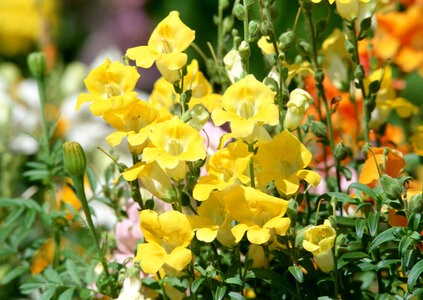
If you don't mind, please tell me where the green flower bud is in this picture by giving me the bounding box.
[380,174,403,200]
[219,0,230,10]
[27,52,47,78]
[278,31,295,51]
[408,194,423,213]
[345,40,355,55]
[248,20,260,42]
[182,110,192,123]
[287,198,298,219]
[234,4,245,21]
[239,41,250,59]
[361,143,371,158]
[187,104,209,130]
[222,17,234,34]
[260,21,272,35]
[354,65,364,80]
[314,68,325,84]
[63,141,87,177]
[311,120,327,138]
[335,142,349,161]
[297,40,311,56]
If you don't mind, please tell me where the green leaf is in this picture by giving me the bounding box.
[357,262,377,272]
[39,287,57,300]
[4,207,25,226]
[0,246,16,256]
[399,236,414,256]
[20,282,44,294]
[250,268,296,296]
[368,212,380,237]
[44,267,63,285]
[369,227,402,251]
[24,209,37,228]
[85,263,95,285]
[86,167,98,193]
[191,277,205,294]
[348,182,378,200]
[355,218,367,239]
[58,288,74,300]
[402,249,418,277]
[0,265,29,284]
[341,252,370,260]
[228,291,246,300]
[406,288,423,299]
[141,277,160,291]
[407,259,423,292]
[66,259,81,285]
[334,216,355,227]
[407,213,421,232]
[377,259,401,270]
[288,266,304,283]
[225,277,243,286]
[215,286,227,300]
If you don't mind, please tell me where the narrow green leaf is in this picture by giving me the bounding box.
[4,207,25,226]
[215,286,227,300]
[44,267,63,285]
[368,212,380,237]
[24,209,37,228]
[348,182,378,200]
[39,287,57,300]
[191,277,205,294]
[20,282,44,295]
[66,259,81,285]
[407,259,423,292]
[369,227,401,251]
[58,288,74,300]
[377,259,400,270]
[225,277,243,286]
[0,265,29,284]
[228,291,246,300]
[355,218,367,239]
[399,236,414,257]
[288,266,304,283]
[341,252,370,260]
[86,167,98,193]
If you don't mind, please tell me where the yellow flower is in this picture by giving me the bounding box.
[211,74,279,139]
[223,49,244,83]
[103,99,160,149]
[366,66,418,128]
[302,220,336,273]
[335,0,371,21]
[283,89,313,131]
[193,140,252,201]
[142,117,206,180]
[76,58,140,116]
[311,0,335,3]
[255,130,321,196]
[126,11,195,83]
[190,192,235,247]
[134,210,194,274]
[225,186,290,244]
[150,77,176,120]
[411,126,423,156]
[257,36,275,55]
[119,161,174,202]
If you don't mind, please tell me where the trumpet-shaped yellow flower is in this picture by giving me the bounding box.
[76,58,140,116]
[225,186,290,244]
[119,161,174,202]
[255,130,321,196]
[103,99,160,148]
[193,140,252,201]
[283,89,313,131]
[190,192,235,247]
[142,117,206,180]
[126,11,195,83]
[311,0,371,21]
[211,74,279,138]
[134,210,194,274]
[302,220,336,273]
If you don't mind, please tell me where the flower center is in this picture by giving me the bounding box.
[104,83,123,98]
[166,138,185,156]
[238,96,256,119]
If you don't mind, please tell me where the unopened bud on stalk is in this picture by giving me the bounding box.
[283,89,313,131]
[279,31,295,51]
[248,20,260,42]
[335,142,349,161]
[63,141,87,177]
[311,121,327,138]
[239,41,251,59]
[234,4,245,21]
[408,194,423,213]
[380,175,403,200]
[27,52,47,78]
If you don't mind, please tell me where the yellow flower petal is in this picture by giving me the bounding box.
[126,46,159,68]
[106,131,131,147]
[166,246,192,271]
[196,227,218,243]
[264,217,291,236]
[246,227,270,244]
[296,169,321,188]
[232,223,250,243]
[134,243,166,274]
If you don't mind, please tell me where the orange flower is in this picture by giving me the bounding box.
[358,147,405,188]
[374,5,423,76]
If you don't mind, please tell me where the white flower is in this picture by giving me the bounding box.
[223,49,243,83]
[116,276,144,300]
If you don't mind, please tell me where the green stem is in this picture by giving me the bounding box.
[131,154,144,210]
[36,77,50,153]
[157,272,169,300]
[49,187,60,269]
[248,143,255,188]
[72,175,110,278]
[242,0,249,73]
[302,4,341,192]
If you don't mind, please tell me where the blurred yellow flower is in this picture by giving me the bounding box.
[190,192,235,247]
[311,0,371,21]
[211,74,279,139]
[283,89,313,131]
[411,126,423,156]
[193,140,252,201]
[134,210,194,274]
[302,219,336,273]
[142,117,206,180]
[255,130,321,196]
[103,99,160,149]
[257,36,276,55]
[225,186,290,244]
[127,11,195,83]
[76,59,140,116]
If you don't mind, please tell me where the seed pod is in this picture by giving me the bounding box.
[27,52,47,78]
[63,141,87,177]
[380,174,403,200]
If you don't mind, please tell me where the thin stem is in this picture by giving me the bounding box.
[242,0,249,73]
[191,42,208,64]
[72,175,110,278]
[49,187,60,269]
[131,153,144,210]
[247,143,255,188]
[157,272,169,300]
[36,77,50,153]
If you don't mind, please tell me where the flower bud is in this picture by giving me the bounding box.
[27,52,47,78]
[335,142,349,161]
[263,76,279,93]
[310,120,327,138]
[278,31,295,51]
[354,64,364,81]
[234,4,245,21]
[187,104,210,131]
[314,68,325,84]
[408,194,423,213]
[63,141,87,177]
[380,174,403,200]
[283,89,313,131]
[239,41,251,59]
[248,20,260,42]
[287,198,298,219]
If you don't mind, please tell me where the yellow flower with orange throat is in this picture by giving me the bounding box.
[126,11,195,83]
[225,186,291,245]
[211,74,279,139]
[302,219,336,273]
[142,117,206,180]
[255,130,321,196]
[76,58,140,116]
[134,210,194,274]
